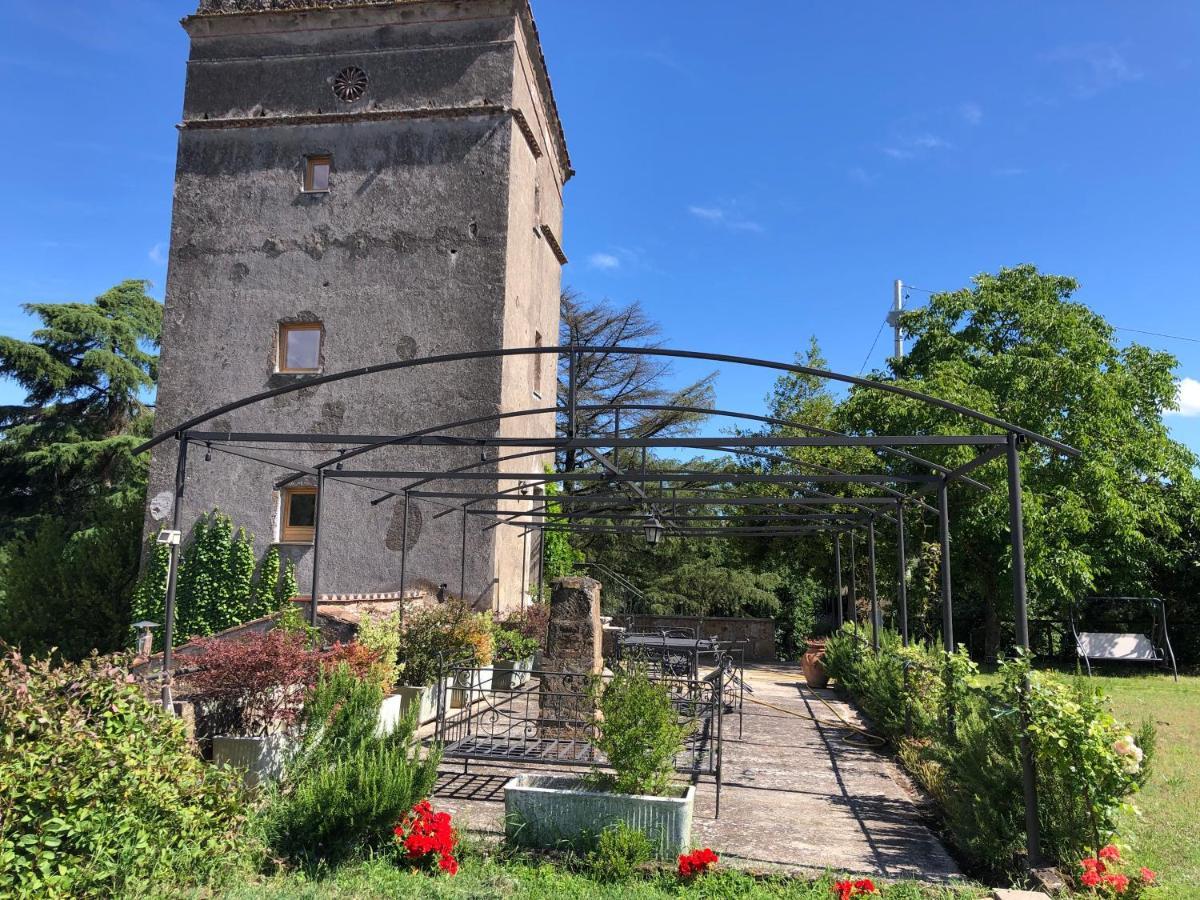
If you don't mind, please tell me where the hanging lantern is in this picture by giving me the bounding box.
[643,515,664,547]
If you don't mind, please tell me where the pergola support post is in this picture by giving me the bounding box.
[1007,432,1041,868]
[849,532,858,636]
[938,477,956,741]
[868,518,880,652]
[896,499,909,646]
[834,533,844,628]
[398,490,409,622]
[460,502,469,604]
[309,467,326,627]
[160,437,189,713]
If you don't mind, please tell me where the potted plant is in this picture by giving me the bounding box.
[499,603,549,668]
[187,629,319,787]
[802,637,829,688]
[503,664,696,858]
[392,605,455,725]
[490,626,538,690]
[446,606,495,708]
[356,610,411,735]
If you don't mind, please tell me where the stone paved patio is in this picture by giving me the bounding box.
[430,663,963,882]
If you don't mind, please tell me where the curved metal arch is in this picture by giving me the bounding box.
[134,344,1080,457]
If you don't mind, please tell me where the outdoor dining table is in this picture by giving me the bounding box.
[616,633,728,679]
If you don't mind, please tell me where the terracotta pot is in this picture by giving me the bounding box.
[801,639,829,688]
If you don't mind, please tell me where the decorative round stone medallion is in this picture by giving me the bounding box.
[332,66,368,102]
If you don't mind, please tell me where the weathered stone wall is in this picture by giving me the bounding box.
[620,614,777,661]
[147,0,566,611]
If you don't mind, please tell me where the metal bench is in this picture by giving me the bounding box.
[433,662,727,815]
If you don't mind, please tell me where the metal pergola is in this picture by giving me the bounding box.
[134,344,1078,865]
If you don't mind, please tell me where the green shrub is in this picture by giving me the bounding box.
[492,625,538,661]
[0,647,251,898]
[590,665,692,797]
[132,510,298,649]
[257,663,442,863]
[824,626,1155,879]
[357,609,402,690]
[588,821,654,881]
[395,600,492,687]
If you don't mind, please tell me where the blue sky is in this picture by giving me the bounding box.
[2,1,1198,452]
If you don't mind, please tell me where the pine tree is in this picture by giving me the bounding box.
[0,280,160,540]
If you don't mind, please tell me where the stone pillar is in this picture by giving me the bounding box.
[538,576,602,739]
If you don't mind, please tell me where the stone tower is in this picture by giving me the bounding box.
[146,0,570,611]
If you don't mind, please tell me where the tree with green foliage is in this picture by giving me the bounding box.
[837,265,1197,654]
[0,281,161,659]
[0,280,160,539]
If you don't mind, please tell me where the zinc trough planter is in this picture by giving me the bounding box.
[449,667,493,708]
[212,734,294,788]
[503,774,694,859]
[490,656,534,691]
[386,680,449,727]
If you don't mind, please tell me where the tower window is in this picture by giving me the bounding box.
[280,486,318,543]
[304,155,331,192]
[278,322,322,373]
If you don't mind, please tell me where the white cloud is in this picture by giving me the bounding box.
[1170,377,1200,417]
[883,133,951,160]
[960,102,983,125]
[148,242,167,265]
[1045,44,1142,98]
[588,252,620,271]
[687,204,763,233]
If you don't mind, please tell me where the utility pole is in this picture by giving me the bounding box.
[887,279,904,360]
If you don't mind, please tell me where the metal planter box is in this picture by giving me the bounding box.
[490,656,534,691]
[449,667,493,708]
[212,734,293,788]
[503,774,694,859]
[389,680,449,726]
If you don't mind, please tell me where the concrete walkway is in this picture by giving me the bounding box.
[431,663,961,882]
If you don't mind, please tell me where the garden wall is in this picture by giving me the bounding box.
[621,615,776,661]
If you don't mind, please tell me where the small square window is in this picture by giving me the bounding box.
[304,155,331,192]
[281,486,317,543]
[278,322,322,373]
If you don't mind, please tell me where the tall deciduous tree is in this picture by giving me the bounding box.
[838,265,1196,654]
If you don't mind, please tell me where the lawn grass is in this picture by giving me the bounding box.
[1079,670,1200,899]
[211,856,987,900]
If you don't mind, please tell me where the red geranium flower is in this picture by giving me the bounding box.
[1103,872,1130,892]
[1098,844,1121,861]
[1081,857,1106,874]
[677,847,718,879]
[831,877,877,898]
[1139,866,1156,883]
[393,800,458,876]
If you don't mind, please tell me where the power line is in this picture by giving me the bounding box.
[858,315,889,376]
[900,282,1200,346]
[1112,325,1200,345]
